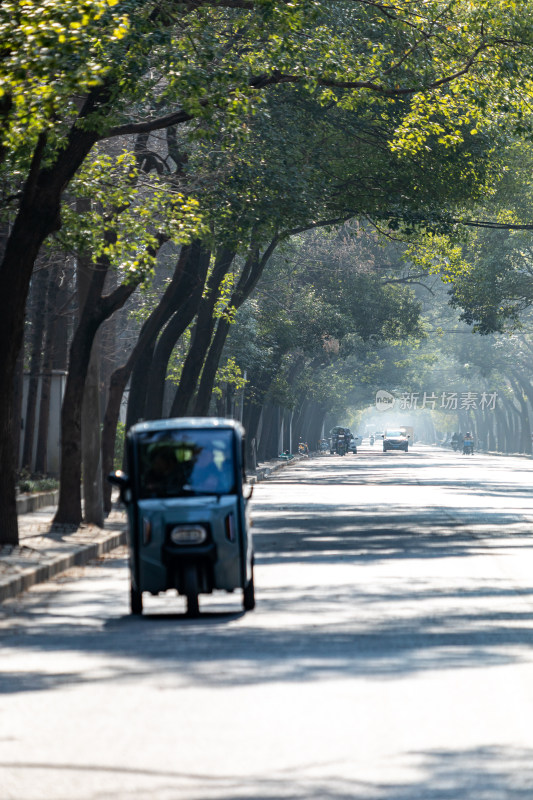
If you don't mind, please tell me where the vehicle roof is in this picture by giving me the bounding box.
[128,417,244,436]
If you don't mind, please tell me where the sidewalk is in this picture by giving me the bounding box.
[0,454,306,604]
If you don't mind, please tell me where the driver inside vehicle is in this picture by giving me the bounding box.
[190,444,234,492]
[144,447,182,494]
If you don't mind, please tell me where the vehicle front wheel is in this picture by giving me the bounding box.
[184,565,200,617]
[130,583,143,615]
[243,560,255,611]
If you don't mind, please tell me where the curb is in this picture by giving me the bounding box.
[437,445,532,460]
[0,526,126,604]
[16,489,59,514]
[247,453,305,484]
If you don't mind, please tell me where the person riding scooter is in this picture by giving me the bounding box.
[463,431,474,455]
[330,426,347,455]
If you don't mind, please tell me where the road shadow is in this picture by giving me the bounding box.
[2,542,533,694]
[1,746,533,799]
[3,452,533,695]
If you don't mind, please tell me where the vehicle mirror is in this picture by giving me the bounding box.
[107,469,129,488]
[107,470,131,504]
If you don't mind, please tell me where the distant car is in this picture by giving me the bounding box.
[383,428,409,452]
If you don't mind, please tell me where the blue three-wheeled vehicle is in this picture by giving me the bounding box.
[108,417,255,616]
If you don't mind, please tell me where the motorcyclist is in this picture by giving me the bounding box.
[330,427,345,454]
[298,438,309,456]
[451,432,460,451]
[344,429,353,452]
[463,431,474,454]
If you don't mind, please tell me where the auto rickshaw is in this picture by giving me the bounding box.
[108,417,255,616]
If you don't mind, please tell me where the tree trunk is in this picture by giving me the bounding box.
[12,349,24,472]
[170,248,234,417]
[99,285,117,419]
[193,237,279,416]
[101,242,201,511]
[125,340,158,432]
[192,318,231,416]
[488,412,496,451]
[257,402,280,461]
[21,265,49,471]
[512,373,533,455]
[303,401,326,451]
[495,407,508,452]
[243,401,262,470]
[0,114,101,543]
[0,196,58,541]
[35,263,61,474]
[125,245,209,429]
[509,378,531,454]
[144,276,209,419]
[53,256,139,526]
[51,258,73,371]
[82,331,104,526]
[101,364,130,513]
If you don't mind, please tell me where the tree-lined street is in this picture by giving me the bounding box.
[6,1,533,543]
[3,448,533,799]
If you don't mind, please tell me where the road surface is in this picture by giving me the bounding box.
[2,444,533,799]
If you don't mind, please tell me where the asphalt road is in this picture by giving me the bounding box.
[3,444,533,799]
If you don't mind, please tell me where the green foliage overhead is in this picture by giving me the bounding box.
[222,225,426,414]
[4,0,533,173]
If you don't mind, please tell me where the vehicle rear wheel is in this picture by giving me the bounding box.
[184,565,200,617]
[243,559,255,612]
[130,583,143,615]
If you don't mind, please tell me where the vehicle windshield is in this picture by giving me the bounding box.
[386,430,405,437]
[137,429,236,498]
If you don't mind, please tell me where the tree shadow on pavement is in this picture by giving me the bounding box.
[1,746,533,799]
[3,542,533,694]
[3,451,533,696]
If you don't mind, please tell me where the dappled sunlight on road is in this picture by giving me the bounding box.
[3,446,533,799]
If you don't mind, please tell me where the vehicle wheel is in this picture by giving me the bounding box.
[243,559,255,612]
[184,565,200,617]
[130,583,143,615]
